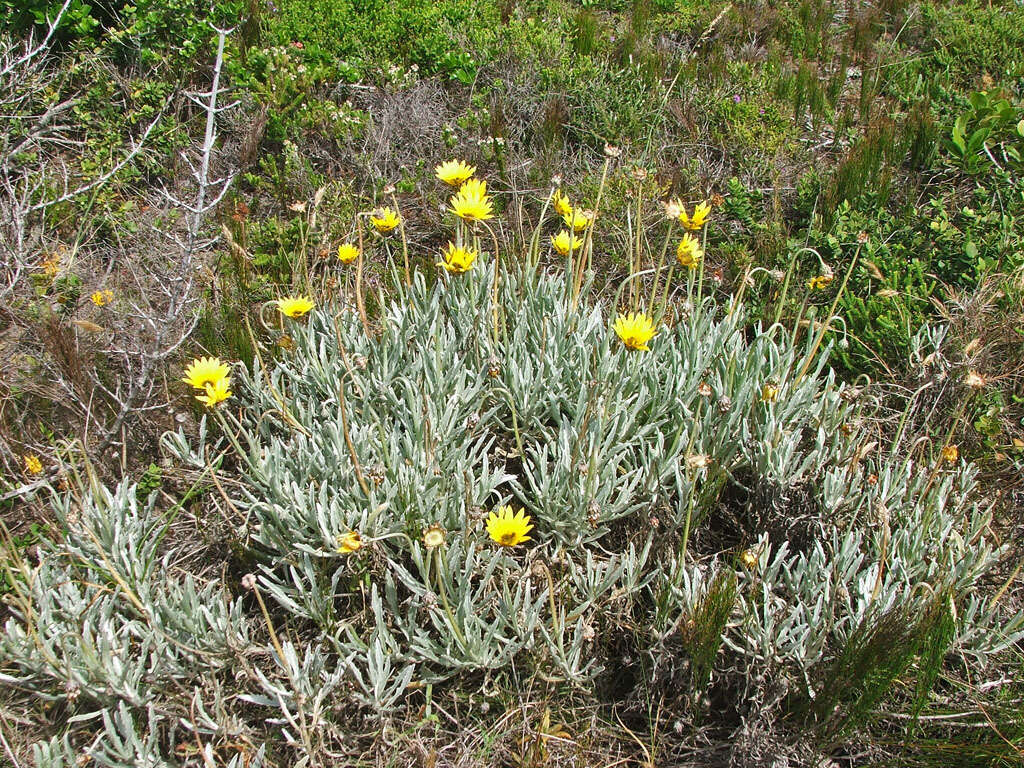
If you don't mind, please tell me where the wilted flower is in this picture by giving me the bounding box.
[182,357,231,390]
[941,444,959,463]
[551,229,583,256]
[423,524,446,548]
[678,201,711,230]
[90,289,114,307]
[562,208,592,232]
[603,143,621,158]
[337,530,363,554]
[435,159,477,186]
[676,234,704,269]
[551,189,572,217]
[337,243,359,263]
[371,207,401,233]
[486,506,533,547]
[613,312,657,352]
[739,549,758,569]
[697,381,712,397]
[438,243,478,274]
[685,453,711,470]
[664,198,683,220]
[276,296,315,318]
[965,370,986,390]
[761,383,779,402]
[240,573,257,590]
[24,454,43,475]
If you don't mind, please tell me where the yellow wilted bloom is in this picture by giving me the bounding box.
[761,383,779,402]
[337,530,363,554]
[195,376,232,408]
[676,234,704,269]
[551,189,572,217]
[371,207,401,233]
[941,444,959,463]
[613,312,657,352]
[486,506,533,547]
[562,208,592,232]
[276,296,315,318]
[807,274,834,290]
[450,178,494,222]
[182,357,231,390]
[740,549,758,569]
[551,229,583,256]
[435,159,476,186]
[678,201,711,230]
[337,243,359,263]
[90,289,114,307]
[24,454,43,475]
[438,243,478,274]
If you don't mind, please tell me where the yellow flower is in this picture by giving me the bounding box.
[486,505,533,547]
[90,289,114,307]
[371,207,401,233]
[435,159,477,186]
[613,312,657,352]
[807,274,834,290]
[676,234,704,269]
[551,189,572,217]
[24,454,43,475]
[562,208,592,232]
[438,243,478,274]
[941,444,959,463]
[337,243,359,263]
[276,296,315,318]
[760,383,779,402]
[551,229,583,256]
[423,524,446,548]
[182,357,231,390]
[678,201,711,230]
[450,178,494,222]
[195,376,232,408]
[739,549,758,569]
[337,530,363,554]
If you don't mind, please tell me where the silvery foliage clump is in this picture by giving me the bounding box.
[162,262,1022,700]
[0,482,252,765]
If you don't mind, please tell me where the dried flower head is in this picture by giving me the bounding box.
[965,370,986,390]
[423,524,446,549]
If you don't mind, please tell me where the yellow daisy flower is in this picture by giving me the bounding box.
[24,454,43,475]
[562,208,592,232]
[337,243,359,263]
[435,159,477,186]
[678,201,711,231]
[613,312,657,352]
[182,357,231,390]
[807,275,834,291]
[438,243,478,274]
[450,178,494,222]
[195,376,232,408]
[486,505,533,547]
[276,296,315,318]
[676,234,704,269]
[551,189,572,217]
[371,207,401,233]
[90,289,114,307]
[337,530,363,554]
[551,229,583,256]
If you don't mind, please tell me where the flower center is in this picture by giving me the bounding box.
[499,532,518,545]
